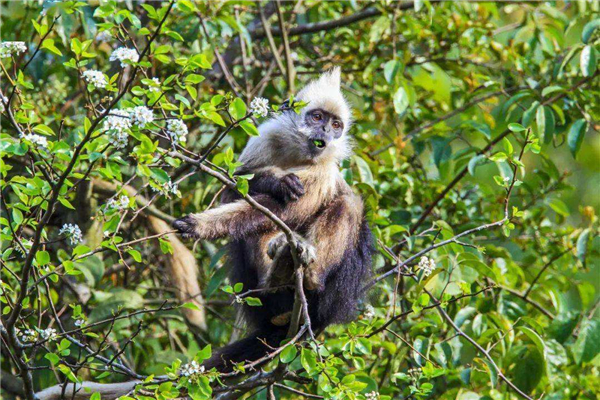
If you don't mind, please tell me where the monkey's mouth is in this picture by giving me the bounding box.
[312,139,326,149]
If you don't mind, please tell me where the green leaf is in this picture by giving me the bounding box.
[567,119,587,158]
[572,319,600,364]
[508,123,527,132]
[33,124,55,136]
[245,297,262,306]
[582,19,600,44]
[393,86,409,115]
[36,251,50,265]
[536,106,555,144]
[229,98,247,120]
[576,228,590,264]
[280,345,297,363]
[546,198,569,217]
[239,120,259,136]
[301,348,318,375]
[41,39,62,56]
[580,45,597,77]
[45,353,60,366]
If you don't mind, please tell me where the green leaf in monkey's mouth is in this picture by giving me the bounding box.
[312,139,326,149]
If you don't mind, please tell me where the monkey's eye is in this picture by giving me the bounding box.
[312,112,323,121]
[332,120,342,130]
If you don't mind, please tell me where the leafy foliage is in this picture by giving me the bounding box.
[1,1,598,399]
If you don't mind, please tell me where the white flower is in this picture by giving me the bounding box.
[0,41,27,58]
[417,256,436,277]
[59,223,83,245]
[74,319,85,327]
[146,77,161,93]
[40,328,58,341]
[503,176,511,183]
[365,392,379,400]
[14,238,32,257]
[109,47,139,67]
[95,30,112,42]
[0,94,7,113]
[21,133,48,149]
[103,109,131,148]
[364,305,375,319]
[180,360,205,377]
[107,195,130,211]
[250,97,269,118]
[130,106,154,128]
[166,119,188,143]
[20,329,38,342]
[82,70,107,89]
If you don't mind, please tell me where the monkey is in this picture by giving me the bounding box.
[173,67,374,371]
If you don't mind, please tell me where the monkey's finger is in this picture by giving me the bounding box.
[283,174,305,197]
[172,215,198,239]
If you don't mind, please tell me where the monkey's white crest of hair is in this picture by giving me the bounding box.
[296,67,353,132]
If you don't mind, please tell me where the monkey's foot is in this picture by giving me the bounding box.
[271,312,292,326]
[280,174,305,202]
[267,233,316,266]
[304,267,324,291]
[172,215,199,239]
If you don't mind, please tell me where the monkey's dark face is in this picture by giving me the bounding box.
[303,108,344,155]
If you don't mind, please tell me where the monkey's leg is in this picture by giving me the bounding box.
[172,195,282,240]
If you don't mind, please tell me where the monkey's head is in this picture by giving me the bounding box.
[249,67,353,168]
[293,67,352,162]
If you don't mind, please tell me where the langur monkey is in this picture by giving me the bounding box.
[174,68,373,371]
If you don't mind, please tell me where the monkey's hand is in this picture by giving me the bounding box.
[172,215,200,239]
[278,174,305,202]
[267,232,316,266]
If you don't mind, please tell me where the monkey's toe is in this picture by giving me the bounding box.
[172,215,198,239]
[295,240,316,266]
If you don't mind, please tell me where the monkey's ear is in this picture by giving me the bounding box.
[319,66,341,89]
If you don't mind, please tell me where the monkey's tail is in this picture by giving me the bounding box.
[203,326,288,372]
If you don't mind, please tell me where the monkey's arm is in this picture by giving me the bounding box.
[222,172,305,204]
[302,193,364,290]
[172,196,282,240]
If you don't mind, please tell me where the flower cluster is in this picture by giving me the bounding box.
[0,41,27,58]
[166,119,188,143]
[365,392,379,400]
[417,256,436,277]
[59,223,83,245]
[151,180,179,197]
[82,70,107,89]
[19,329,38,342]
[130,106,154,128]
[363,304,375,319]
[40,328,58,341]
[109,47,139,67]
[180,360,205,378]
[95,30,112,42]
[21,133,49,149]
[14,238,32,257]
[146,77,161,93]
[103,109,131,148]
[250,97,269,118]
[106,195,130,211]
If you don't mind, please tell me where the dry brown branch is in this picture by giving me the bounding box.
[36,380,140,400]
